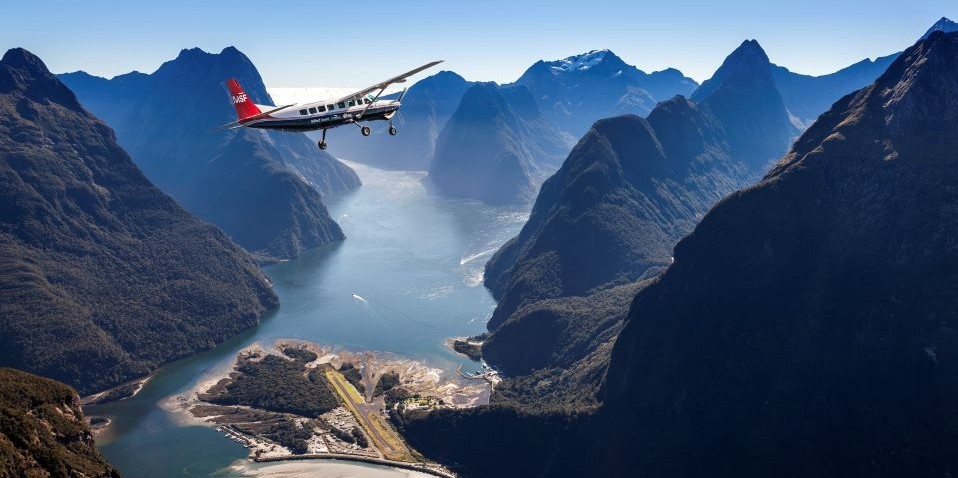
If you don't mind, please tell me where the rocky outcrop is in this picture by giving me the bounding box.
[0,368,120,477]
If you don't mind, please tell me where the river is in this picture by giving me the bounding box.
[86,161,527,477]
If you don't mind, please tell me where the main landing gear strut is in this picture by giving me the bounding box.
[317,129,328,150]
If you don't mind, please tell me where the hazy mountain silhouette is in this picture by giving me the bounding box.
[0,48,277,394]
[331,71,473,170]
[428,82,570,204]
[59,47,357,261]
[772,16,957,124]
[424,51,697,204]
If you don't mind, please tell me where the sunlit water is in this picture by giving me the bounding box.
[87,161,527,477]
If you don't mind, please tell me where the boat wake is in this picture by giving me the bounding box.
[459,248,497,266]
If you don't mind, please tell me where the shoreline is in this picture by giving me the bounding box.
[81,375,151,406]
[251,453,455,478]
[163,339,482,476]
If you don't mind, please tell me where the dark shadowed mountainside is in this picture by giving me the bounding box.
[331,71,473,170]
[0,48,277,394]
[428,82,570,205]
[400,32,958,478]
[59,47,357,261]
[0,368,119,477]
[597,30,958,478]
[483,40,799,359]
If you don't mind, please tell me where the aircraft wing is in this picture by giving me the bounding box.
[332,60,443,104]
[210,103,296,132]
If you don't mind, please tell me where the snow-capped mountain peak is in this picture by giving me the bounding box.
[549,49,612,72]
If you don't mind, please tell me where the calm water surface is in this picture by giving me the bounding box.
[87,161,527,477]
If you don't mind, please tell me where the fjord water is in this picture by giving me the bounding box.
[86,161,527,477]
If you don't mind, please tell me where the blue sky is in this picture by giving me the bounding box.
[3,1,955,87]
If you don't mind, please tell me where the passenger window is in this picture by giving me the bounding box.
[308,107,317,114]
[364,98,372,104]
[327,104,334,111]
[317,105,326,112]
[299,109,308,115]
[348,100,356,107]
[338,102,346,108]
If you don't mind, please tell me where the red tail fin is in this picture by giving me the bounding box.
[227,78,262,120]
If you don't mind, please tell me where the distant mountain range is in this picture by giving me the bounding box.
[59,47,359,261]
[336,19,958,207]
[400,29,958,478]
[482,39,799,375]
[481,18,958,369]
[0,48,277,394]
[772,17,957,124]
[427,51,698,204]
[0,368,118,477]
[513,49,698,137]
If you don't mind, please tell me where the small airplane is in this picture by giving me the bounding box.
[214,60,442,150]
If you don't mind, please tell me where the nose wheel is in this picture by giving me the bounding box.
[388,124,398,136]
[317,129,328,150]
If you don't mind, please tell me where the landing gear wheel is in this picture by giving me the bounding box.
[318,129,328,150]
[361,126,371,137]
[388,125,398,136]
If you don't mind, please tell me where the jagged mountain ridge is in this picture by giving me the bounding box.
[425,50,698,204]
[483,40,799,358]
[597,30,958,478]
[772,16,957,124]
[399,31,958,478]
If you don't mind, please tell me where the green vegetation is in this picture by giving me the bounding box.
[201,347,339,417]
[87,382,140,405]
[339,362,365,395]
[452,340,482,361]
[0,49,277,395]
[233,419,313,455]
[326,424,368,449]
[0,368,120,477]
[373,371,414,410]
[351,427,369,448]
[373,371,401,397]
